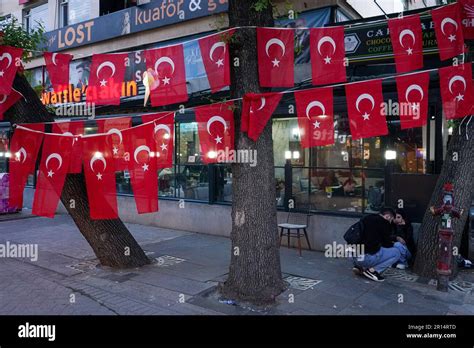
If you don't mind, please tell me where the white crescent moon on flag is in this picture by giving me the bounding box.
[257,97,266,111]
[448,75,467,94]
[405,84,424,102]
[52,53,58,66]
[46,153,63,170]
[0,94,7,104]
[96,61,116,79]
[106,128,123,145]
[441,17,458,36]
[265,38,286,58]
[154,56,175,75]
[134,145,151,164]
[399,29,415,48]
[17,147,27,163]
[209,41,226,62]
[90,152,106,172]
[154,124,171,136]
[207,115,227,135]
[0,53,12,69]
[306,101,326,120]
[317,36,336,56]
[355,93,375,113]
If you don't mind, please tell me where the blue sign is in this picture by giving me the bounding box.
[42,0,228,51]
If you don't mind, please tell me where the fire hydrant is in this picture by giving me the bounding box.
[430,183,463,292]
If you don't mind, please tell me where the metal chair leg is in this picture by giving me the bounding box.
[287,228,290,248]
[303,228,311,250]
[296,229,302,256]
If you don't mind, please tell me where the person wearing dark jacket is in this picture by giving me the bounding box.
[353,207,401,282]
[392,209,416,269]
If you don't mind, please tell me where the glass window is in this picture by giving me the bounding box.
[176,164,209,201]
[177,121,203,165]
[273,118,306,167]
[214,165,232,203]
[59,0,68,28]
[23,3,47,33]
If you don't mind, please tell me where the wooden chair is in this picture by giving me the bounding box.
[279,205,312,256]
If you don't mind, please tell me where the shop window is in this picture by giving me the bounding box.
[100,0,136,16]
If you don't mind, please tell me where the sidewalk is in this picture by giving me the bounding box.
[0,214,473,315]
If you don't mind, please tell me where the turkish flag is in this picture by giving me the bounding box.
[395,71,430,129]
[345,79,388,140]
[144,45,188,107]
[86,53,127,105]
[244,93,282,142]
[459,0,474,39]
[96,117,131,171]
[151,113,174,169]
[0,46,23,95]
[0,89,22,120]
[310,26,346,85]
[439,62,473,120]
[123,122,158,214]
[52,121,84,173]
[195,102,234,164]
[432,3,465,61]
[199,31,234,93]
[141,111,173,124]
[44,52,73,92]
[32,134,73,218]
[388,14,424,73]
[8,126,44,210]
[82,134,118,220]
[295,88,334,147]
[257,28,294,87]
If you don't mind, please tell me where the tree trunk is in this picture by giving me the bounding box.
[5,73,150,268]
[414,117,474,278]
[220,0,286,305]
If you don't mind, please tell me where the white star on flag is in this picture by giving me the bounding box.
[162,76,171,85]
[448,34,456,42]
[324,56,332,64]
[160,143,168,151]
[142,163,149,171]
[272,58,280,67]
[362,112,370,120]
[96,173,103,180]
[214,135,223,144]
[313,120,321,129]
[216,59,224,67]
[47,170,54,178]
[455,93,464,101]
[112,146,119,155]
[100,79,107,87]
[406,48,413,55]
[0,71,4,77]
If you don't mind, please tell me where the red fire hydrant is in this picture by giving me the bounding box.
[430,183,463,292]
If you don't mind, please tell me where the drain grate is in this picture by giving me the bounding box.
[66,259,99,273]
[449,280,474,293]
[154,255,186,267]
[284,275,322,291]
[382,268,419,283]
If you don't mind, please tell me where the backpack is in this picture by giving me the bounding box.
[343,220,364,245]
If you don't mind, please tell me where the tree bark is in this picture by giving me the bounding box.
[220,0,286,305]
[5,73,150,268]
[414,118,474,278]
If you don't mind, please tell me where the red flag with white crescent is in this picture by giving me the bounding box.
[44,52,73,92]
[32,134,73,218]
[144,45,188,107]
[195,102,234,164]
[0,46,23,95]
[199,31,234,93]
[439,62,473,120]
[295,87,334,147]
[8,127,44,210]
[151,113,174,169]
[395,71,430,129]
[123,122,159,214]
[82,134,118,219]
[310,26,346,85]
[257,28,294,87]
[86,53,127,105]
[432,3,465,61]
[96,117,131,171]
[0,89,22,120]
[52,121,84,173]
[388,14,424,73]
[459,0,474,39]
[345,79,388,140]
[245,92,282,142]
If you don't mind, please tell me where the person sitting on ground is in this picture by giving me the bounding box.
[392,209,416,269]
[352,207,401,282]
